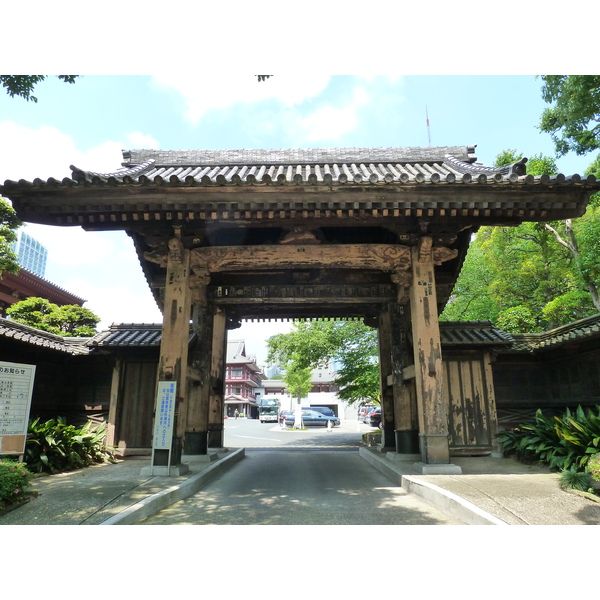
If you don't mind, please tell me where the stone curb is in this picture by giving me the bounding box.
[358,447,507,526]
[100,448,245,525]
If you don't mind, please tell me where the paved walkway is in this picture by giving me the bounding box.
[360,448,600,525]
[1,448,599,525]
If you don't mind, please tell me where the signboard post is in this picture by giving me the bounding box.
[153,380,177,455]
[0,361,36,462]
[142,380,189,476]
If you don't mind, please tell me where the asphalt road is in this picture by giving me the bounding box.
[137,418,466,525]
[224,414,370,449]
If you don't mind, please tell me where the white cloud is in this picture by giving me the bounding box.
[0,121,123,181]
[293,85,371,143]
[23,224,115,268]
[0,122,165,329]
[151,74,332,126]
[16,226,163,328]
[125,131,160,149]
[65,276,162,329]
[0,121,161,182]
[234,320,294,367]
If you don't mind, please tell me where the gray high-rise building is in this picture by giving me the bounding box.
[12,230,48,277]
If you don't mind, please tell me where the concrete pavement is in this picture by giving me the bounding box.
[0,449,244,525]
[360,447,600,525]
[2,445,599,525]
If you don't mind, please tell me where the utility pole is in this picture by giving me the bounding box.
[426,106,432,146]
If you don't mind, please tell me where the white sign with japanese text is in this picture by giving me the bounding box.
[152,381,177,451]
[0,361,36,455]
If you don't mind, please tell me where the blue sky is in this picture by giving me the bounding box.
[1,74,597,364]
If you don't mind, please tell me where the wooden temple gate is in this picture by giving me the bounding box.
[3,146,597,474]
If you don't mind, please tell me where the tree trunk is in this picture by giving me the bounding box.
[544,220,600,311]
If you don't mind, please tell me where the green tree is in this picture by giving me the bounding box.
[7,297,100,337]
[441,148,598,331]
[538,75,600,156]
[267,320,340,369]
[0,75,79,102]
[440,232,500,322]
[267,319,380,406]
[0,198,22,275]
[495,305,537,333]
[283,361,313,404]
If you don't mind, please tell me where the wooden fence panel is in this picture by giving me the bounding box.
[444,355,496,455]
[116,361,157,450]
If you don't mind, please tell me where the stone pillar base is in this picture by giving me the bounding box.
[181,453,219,463]
[419,432,451,464]
[184,431,208,455]
[140,463,190,477]
[412,462,462,475]
[386,452,421,462]
[395,429,420,454]
[381,427,396,448]
[208,426,223,448]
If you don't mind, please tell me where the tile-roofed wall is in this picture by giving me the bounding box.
[508,312,600,353]
[5,315,598,358]
[439,321,514,347]
[90,323,164,347]
[89,321,515,352]
[0,317,91,355]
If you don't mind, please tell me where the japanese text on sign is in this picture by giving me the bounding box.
[0,361,36,455]
[152,381,177,451]
[0,362,35,436]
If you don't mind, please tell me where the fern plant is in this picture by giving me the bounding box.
[496,405,600,472]
[25,417,116,474]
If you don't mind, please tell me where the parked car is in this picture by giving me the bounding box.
[357,406,373,422]
[279,410,294,424]
[284,409,340,427]
[301,406,336,418]
[368,406,382,427]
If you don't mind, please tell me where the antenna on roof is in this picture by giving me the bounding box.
[426,106,431,146]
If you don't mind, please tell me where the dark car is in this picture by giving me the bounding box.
[284,409,340,428]
[279,410,294,424]
[302,405,336,418]
[368,407,382,427]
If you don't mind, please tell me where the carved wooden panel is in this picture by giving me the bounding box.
[190,244,412,273]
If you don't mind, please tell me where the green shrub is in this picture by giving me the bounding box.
[0,458,32,508]
[496,405,600,472]
[25,417,117,474]
[559,468,592,491]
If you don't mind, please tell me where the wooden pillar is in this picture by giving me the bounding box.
[208,307,227,448]
[409,237,450,464]
[151,231,192,469]
[483,350,502,456]
[390,302,420,453]
[379,302,419,453]
[106,358,121,450]
[377,306,396,449]
[184,301,211,454]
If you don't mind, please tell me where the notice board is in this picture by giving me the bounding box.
[0,361,36,457]
[152,381,177,451]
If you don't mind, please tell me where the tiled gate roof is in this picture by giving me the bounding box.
[3,145,593,190]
